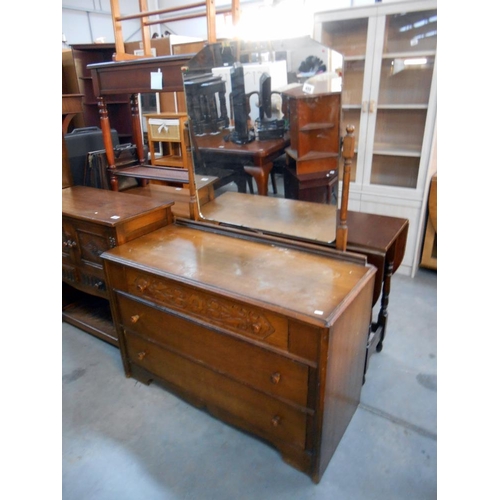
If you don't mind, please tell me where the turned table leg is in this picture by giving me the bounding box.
[375,257,395,352]
[97,96,118,191]
[130,93,148,187]
[244,161,272,196]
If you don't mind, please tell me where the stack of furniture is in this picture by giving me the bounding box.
[62,30,411,484]
[61,46,378,484]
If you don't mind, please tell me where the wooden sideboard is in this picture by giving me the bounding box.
[62,186,174,345]
[101,220,376,482]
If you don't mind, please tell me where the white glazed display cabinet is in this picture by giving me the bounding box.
[314,0,437,276]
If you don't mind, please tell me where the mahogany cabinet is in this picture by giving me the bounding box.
[283,86,341,175]
[62,186,174,345]
[101,221,376,482]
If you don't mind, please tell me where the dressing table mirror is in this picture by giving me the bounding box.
[181,36,346,246]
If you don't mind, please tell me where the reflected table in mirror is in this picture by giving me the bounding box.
[193,129,290,196]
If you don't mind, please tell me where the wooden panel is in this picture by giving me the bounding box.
[289,321,321,362]
[316,273,374,480]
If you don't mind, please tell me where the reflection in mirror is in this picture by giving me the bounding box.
[182,36,344,244]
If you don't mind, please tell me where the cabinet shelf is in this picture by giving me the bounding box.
[287,148,338,162]
[381,50,436,60]
[152,155,184,167]
[373,143,422,157]
[299,123,336,132]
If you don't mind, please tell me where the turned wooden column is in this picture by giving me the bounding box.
[97,96,119,191]
[336,125,355,252]
[130,93,148,187]
[130,93,145,164]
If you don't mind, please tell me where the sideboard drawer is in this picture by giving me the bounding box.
[117,293,310,408]
[126,331,308,450]
[121,268,290,350]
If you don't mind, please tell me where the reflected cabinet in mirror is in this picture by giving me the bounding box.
[182,36,346,245]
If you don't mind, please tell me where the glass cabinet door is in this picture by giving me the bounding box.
[370,9,437,189]
[317,5,437,193]
[319,15,373,184]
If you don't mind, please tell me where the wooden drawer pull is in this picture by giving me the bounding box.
[137,351,147,361]
[270,372,281,384]
[271,415,281,427]
[136,280,148,292]
[130,314,140,323]
[63,239,77,248]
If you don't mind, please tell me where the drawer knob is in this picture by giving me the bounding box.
[130,314,140,324]
[270,372,281,384]
[63,239,76,248]
[93,281,104,289]
[136,280,148,292]
[271,415,281,427]
[137,351,147,361]
[252,323,261,334]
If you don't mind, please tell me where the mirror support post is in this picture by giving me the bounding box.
[336,125,355,252]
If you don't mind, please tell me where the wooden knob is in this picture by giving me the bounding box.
[271,415,281,427]
[270,372,281,384]
[252,323,261,334]
[137,351,146,361]
[136,281,148,292]
[130,315,140,323]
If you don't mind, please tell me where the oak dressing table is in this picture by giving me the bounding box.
[101,219,376,483]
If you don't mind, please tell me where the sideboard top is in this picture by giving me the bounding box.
[62,186,174,226]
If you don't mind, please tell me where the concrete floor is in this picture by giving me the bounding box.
[62,268,436,499]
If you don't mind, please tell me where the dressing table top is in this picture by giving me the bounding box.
[101,224,375,326]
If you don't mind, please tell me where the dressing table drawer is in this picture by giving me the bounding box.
[121,267,290,351]
[125,330,309,450]
[117,292,310,408]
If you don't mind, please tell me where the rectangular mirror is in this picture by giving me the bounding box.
[182,36,344,245]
